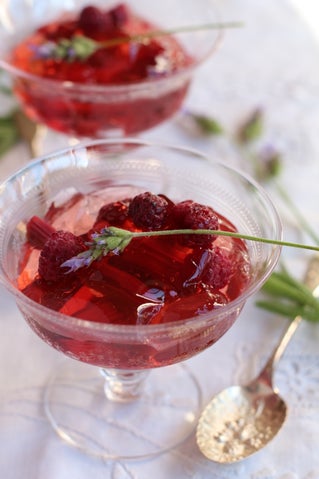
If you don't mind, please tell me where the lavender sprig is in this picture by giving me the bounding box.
[33,21,242,62]
[61,225,319,273]
[34,36,97,61]
[62,227,133,271]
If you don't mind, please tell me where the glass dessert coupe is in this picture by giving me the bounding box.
[0,139,282,459]
[0,0,222,142]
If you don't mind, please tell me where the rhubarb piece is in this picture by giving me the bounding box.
[26,215,56,248]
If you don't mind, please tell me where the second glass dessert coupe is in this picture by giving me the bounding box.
[0,139,282,459]
[0,0,223,145]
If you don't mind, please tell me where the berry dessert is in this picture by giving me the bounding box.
[8,3,194,136]
[19,190,250,321]
[17,188,251,368]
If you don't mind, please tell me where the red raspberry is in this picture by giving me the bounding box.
[78,6,112,38]
[96,199,130,226]
[38,231,87,282]
[108,3,129,28]
[128,192,170,230]
[200,246,234,289]
[181,247,233,291]
[173,200,219,247]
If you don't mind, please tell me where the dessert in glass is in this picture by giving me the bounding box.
[0,0,222,140]
[0,139,282,459]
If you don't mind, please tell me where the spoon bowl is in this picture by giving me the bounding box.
[197,383,287,463]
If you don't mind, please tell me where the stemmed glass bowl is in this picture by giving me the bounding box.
[0,139,282,459]
[0,0,222,140]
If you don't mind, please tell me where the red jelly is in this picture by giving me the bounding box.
[8,3,194,137]
[18,189,251,369]
[19,190,250,322]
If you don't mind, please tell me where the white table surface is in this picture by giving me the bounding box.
[1,0,319,477]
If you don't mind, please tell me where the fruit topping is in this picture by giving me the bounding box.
[96,199,130,226]
[172,200,219,247]
[183,246,234,290]
[128,192,170,230]
[78,4,129,40]
[79,6,110,38]
[38,231,87,282]
[109,3,129,29]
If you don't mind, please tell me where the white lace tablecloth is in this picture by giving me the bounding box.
[1,0,319,477]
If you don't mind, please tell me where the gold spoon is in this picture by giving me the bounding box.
[196,254,319,464]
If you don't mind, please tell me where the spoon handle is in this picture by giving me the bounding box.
[257,254,319,388]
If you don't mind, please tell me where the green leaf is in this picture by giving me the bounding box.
[192,114,224,135]
[256,300,319,322]
[253,147,283,182]
[257,262,319,323]
[261,271,319,314]
[0,68,12,96]
[0,113,20,157]
[237,108,263,144]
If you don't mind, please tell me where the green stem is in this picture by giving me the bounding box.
[99,21,243,48]
[128,228,319,252]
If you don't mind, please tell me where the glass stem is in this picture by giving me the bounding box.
[100,368,150,402]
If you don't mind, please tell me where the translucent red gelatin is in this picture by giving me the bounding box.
[17,189,251,369]
[8,3,194,137]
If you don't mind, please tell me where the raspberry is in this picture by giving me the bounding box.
[204,247,234,289]
[96,199,130,226]
[108,3,129,28]
[38,231,87,282]
[78,6,112,38]
[26,215,56,248]
[181,247,233,290]
[173,200,219,247]
[78,4,128,39]
[128,192,170,230]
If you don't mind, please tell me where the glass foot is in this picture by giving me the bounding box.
[44,359,203,460]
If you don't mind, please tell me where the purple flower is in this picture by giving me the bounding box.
[29,41,56,59]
